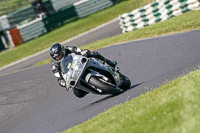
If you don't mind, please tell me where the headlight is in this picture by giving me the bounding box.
[71,61,83,80]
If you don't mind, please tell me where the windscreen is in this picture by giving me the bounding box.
[60,54,73,73]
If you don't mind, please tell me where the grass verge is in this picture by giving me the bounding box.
[61,68,200,133]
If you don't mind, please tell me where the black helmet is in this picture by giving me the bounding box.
[49,43,66,62]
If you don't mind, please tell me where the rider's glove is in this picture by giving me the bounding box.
[91,51,101,56]
[81,49,91,57]
[58,78,66,87]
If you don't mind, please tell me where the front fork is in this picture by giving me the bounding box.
[85,69,122,87]
[85,70,108,82]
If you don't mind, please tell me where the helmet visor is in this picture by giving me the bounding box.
[54,52,64,61]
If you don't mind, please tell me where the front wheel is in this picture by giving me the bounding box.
[119,73,131,90]
[89,76,122,95]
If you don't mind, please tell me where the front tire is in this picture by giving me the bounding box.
[89,76,122,95]
[119,73,131,90]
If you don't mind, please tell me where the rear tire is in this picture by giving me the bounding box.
[89,76,122,95]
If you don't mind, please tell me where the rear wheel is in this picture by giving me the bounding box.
[119,73,131,90]
[89,76,122,95]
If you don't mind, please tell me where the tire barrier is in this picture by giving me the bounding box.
[43,0,56,15]
[110,0,124,5]
[74,0,113,18]
[42,4,78,32]
[7,5,36,28]
[119,0,200,33]
[51,0,80,11]
[0,15,10,31]
[17,18,47,42]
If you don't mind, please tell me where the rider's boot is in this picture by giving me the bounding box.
[90,51,118,68]
[105,59,118,68]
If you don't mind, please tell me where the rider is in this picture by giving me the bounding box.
[49,43,117,98]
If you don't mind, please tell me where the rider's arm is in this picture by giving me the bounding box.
[66,46,91,56]
[51,61,66,87]
[51,61,61,78]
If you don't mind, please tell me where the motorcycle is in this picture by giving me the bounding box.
[61,53,131,96]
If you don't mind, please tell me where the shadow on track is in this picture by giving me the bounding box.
[79,82,143,111]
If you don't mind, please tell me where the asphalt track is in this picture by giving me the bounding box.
[0,27,200,132]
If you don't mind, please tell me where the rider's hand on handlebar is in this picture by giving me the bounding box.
[58,78,66,87]
[81,49,91,57]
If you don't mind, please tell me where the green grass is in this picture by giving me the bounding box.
[61,68,200,133]
[0,0,155,68]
